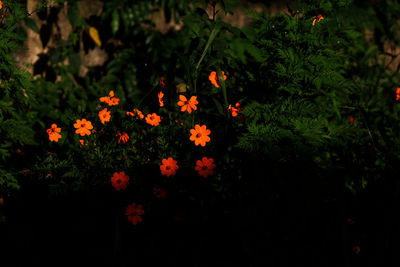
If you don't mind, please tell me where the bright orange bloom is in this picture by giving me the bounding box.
[126,108,144,119]
[158,91,164,107]
[209,71,227,88]
[98,108,111,124]
[228,102,241,117]
[160,157,179,176]
[177,95,198,113]
[100,90,119,106]
[145,113,161,126]
[116,132,129,143]
[74,119,93,136]
[190,124,211,147]
[111,171,130,191]
[46,123,62,142]
[312,14,324,26]
[0,1,3,10]
[125,202,145,225]
[153,187,167,199]
[195,157,216,178]
[396,88,400,100]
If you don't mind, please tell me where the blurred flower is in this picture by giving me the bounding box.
[159,76,166,88]
[352,246,360,254]
[396,87,400,100]
[312,14,324,26]
[74,119,93,136]
[145,113,161,126]
[98,108,111,124]
[195,157,216,178]
[348,116,356,125]
[190,124,211,146]
[100,90,119,106]
[127,108,144,119]
[125,202,144,225]
[153,187,167,198]
[228,102,241,117]
[79,139,88,147]
[116,132,129,144]
[0,1,3,10]
[209,71,227,88]
[46,123,62,142]
[0,197,4,206]
[160,157,179,176]
[111,171,130,191]
[177,95,198,113]
[158,91,164,107]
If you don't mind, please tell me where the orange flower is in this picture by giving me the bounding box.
[145,113,161,126]
[227,102,241,117]
[189,124,211,147]
[396,87,400,100]
[158,91,164,107]
[126,108,144,119]
[177,95,198,113]
[79,139,88,147]
[111,171,130,191]
[74,119,93,136]
[209,71,227,88]
[116,132,129,144]
[352,246,360,254]
[348,116,356,125]
[98,108,111,124]
[125,202,145,225]
[153,187,167,198]
[160,157,179,176]
[100,90,119,106]
[312,14,324,26]
[195,157,216,178]
[46,123,62,142]
[0,1,2,10]
[0,197,4,206]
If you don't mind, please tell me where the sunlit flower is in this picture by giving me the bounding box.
[116,132,129,144]
[145,113,161,126]
[158,91,164,107]
[396,87,400,100]
[195,157,216,178]
[98,108,111,124]
[189,124,211,147]
[227,102,241,117]
[111,171,130,191]
[74,119,93,136]
[160,157,179,176]
[209,71,227,88]
[153,187,167,199]
[46,123,62,142]
[125,202,145,225]
[312,14,324,26]
[177,95,198,113]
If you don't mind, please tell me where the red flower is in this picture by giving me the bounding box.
[125,202,145,225]
[195,157,216,178]
[227,102,241,117]
[116,132,129,143]
[0,197,4,206]
[396,87,400,100]
[46,123,62,142]
[153,187,167,199]
[160,157,179,176]
[177,95,198,113]
[312,14,324,26]
[110,171,130,191]
[159,76,166,88]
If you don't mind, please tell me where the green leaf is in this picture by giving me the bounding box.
[195,24,221,71]
[111,9,120,35]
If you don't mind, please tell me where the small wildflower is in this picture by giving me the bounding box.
[158,91,164,107]
[79,139,88,147]
[190,124,211,147]
[160,157,179,177]
[74,119,93,136]
[153,187,167,199]
[126,202,145,225]
[195,157,216,178]
[145,113,161,126]
[100,90,119,106]
[177,95,198,114]
[396,88,400,100]
[98,108,111,124]
[227,102,241,117]
[312,14,324,26]
[209,71,227,88]
[46,124,62,142]
[349,116,356,125]
[111,171,130,191]
[116,132,129,144]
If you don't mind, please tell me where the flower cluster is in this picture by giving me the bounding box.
[100,90,120,106]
